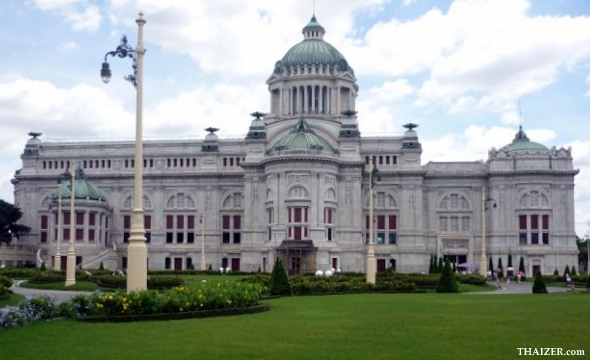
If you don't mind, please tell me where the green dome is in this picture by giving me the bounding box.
[274,15,351,72]
[54,168,104,200]
[502,126,548,151]
[274,119,336,154]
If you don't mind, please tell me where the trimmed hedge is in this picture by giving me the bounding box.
[77,304,271,323]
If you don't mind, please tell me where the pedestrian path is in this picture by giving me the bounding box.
[8,280,91,304]
[470,281,565,295]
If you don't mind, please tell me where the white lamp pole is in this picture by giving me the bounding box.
[479,187,488,277]
[65,160,76,286]
[366,157,377,284]
[126,13,148,292]
[101,13,148,292]
[200,210,206,271]
[54,186,62,271]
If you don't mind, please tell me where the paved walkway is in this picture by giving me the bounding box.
[9,280,92,304]
[469,280,566,295]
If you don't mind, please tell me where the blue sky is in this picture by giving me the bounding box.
[1,0,590,235]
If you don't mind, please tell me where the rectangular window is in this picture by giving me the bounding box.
[40,232,48,243]
[327,227,333,241]
[144,215,151,230]
[377,215,385,230]
[450,217,459,232]
[519,232,527,245]
[531,215,538,229]
[76,229,84,241]
[176,233,184,243]
[233,232,241,244]
[222,215,230,229]
[166,215,174,229]
[41,215,48,229]
[388,233,397,244]
[124,215,131,229]
[165,257,171,270]
[233,215,241,230]
[177,216,184,229]
[166,233,173,243]
[440,217,448,232]
[222,232,230,244]
[89,212,96,226]
[376,232,385,244]
[89,229,95,242]
[388,215,396,230]
[187,215,195,230]
[187,233,195,243]
[542,215,549,229]
[519,215,527,230]
[542,233,549,244]
[531,232,539,244]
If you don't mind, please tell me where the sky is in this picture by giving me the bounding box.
[1,0,590,235]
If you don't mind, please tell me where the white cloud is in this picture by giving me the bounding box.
[33,0,102,32]
[59,40,80,51]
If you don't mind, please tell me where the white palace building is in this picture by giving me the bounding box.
[5,16,579,276]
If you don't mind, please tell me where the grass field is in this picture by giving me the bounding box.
[0,292,587,360]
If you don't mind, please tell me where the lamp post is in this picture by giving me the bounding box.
[65,160,77,286]
[200,210,206,271]
[366,157,381,284]
[54,171,69,271]
[479,187,496,277]
[101,13,147,292]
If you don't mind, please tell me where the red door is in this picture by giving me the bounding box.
[174,257,183,271]
[231,258,240,272]
[377,259,386,273]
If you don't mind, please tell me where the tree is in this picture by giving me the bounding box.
[269,257,291,296]
[428,255,434,274]
[497,257,504,279]
[564,265,570,277]
[488,256,494,273]
[436,259,459,293]
[532,271,548,294]
[0,200,30,243]
[437,257,443,273]
[507,253,513,268]
[571,266,577,276]
[518,256,526,280]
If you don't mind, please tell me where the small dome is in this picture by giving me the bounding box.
[275,15,351,72]
[54,168,103,200]
[273,119,336,154]
[502,126,548,151]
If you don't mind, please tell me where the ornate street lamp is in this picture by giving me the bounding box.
[65,160,77,286]
[479,187,496,277]
[101,13,147,292]
[366,156,381,284]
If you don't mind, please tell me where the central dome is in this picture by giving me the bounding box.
[273,119,336,154]
[274,15,351,73]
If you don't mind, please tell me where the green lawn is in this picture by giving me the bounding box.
[0,293,25,308]
[1,292,587,360]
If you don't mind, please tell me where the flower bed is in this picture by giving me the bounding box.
[1,281,266,331]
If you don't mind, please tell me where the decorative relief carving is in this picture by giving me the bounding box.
[288,174,310,185]
[443,239,469,250]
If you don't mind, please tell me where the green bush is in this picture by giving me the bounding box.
[532,272,548,294]
[30,271,65,283]
[0,275,13,288]
[0,267,40,278]
[436,260,459,293]
[269,258,291,296]
[456,274,487,285]
[0,284,8,297]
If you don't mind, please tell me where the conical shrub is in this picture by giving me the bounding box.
[436,259,459,293]
[269,257,291,296]
[532,271,548,294]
